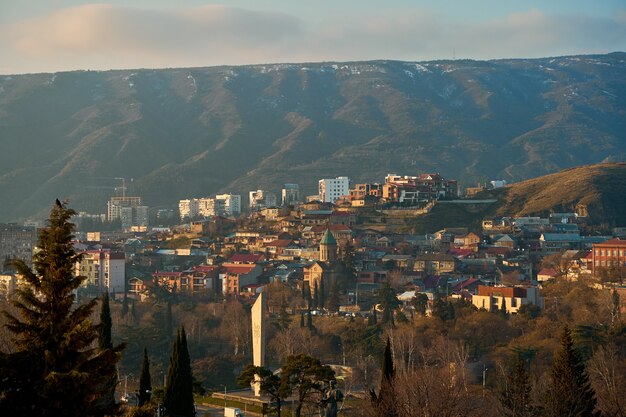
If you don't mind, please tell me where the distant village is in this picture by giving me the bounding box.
[1,172,626,317]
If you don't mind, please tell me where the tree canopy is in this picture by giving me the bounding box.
[0,200,123,417]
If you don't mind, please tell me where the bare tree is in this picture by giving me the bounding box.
[588,344,626,417]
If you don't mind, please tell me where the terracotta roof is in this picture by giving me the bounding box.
[594,238,626,247]
[265,239,294,247]
[230,253,264,263]
[537,268,558,277]
[222,263,258,274]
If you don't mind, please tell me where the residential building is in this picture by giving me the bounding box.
[220,263,262,296]
[75,249,125,293]
[539,233,582,253]
[281,183,300,206]
[249,190,276,210]
[179,199,199,220]
[472,285,543,314]
[216,193,241,216]
[120,205,148,231]
[591,238,626,276]
[318,177,350,203]
[413,254,457,274]
[0,223,37,270]
[107,196,142,222]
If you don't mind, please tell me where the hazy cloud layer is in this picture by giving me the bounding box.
[1,4,625,73]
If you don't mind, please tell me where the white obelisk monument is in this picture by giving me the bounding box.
[251,291,267,396]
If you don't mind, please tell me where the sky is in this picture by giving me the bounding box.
[0,1,625,74]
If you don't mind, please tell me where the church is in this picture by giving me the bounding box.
[303,229,346,305]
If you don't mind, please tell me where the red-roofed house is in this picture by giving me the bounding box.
[220,262,263,296]
[537,268,558,282]
[229,253,265,264]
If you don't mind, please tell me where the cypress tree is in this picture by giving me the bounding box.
[370,337,397,417]
[313,281,320,309]
[164,327,195,417]
[121,293,129,317]
[319,277,326,309]
[500,299,509,318]
[326,280,340,312]
[96,292,120,414]
[138,347,152,407]
[0,201,123,417]
[300,312,305,328]
[307,308,314,330]
[543,326,600,417]
[164,301,173,337]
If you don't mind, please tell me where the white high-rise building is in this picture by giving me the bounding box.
[318,176,350,203]
[120,206,148,231]
[75,250,125,294]
[216,194,241,216]
[179,199,200,220]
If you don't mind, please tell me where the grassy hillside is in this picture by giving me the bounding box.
[0,53,625,221]
[408,163,626,233]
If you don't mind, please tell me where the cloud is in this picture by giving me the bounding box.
[1,4,304,72]
[1,4,625,74]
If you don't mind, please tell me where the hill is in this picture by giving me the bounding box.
[0,53,625,221]
[408,163,626,233]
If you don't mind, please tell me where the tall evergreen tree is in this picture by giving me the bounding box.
[370,337,398,417]
[121,293,129,317]
[326,280,340,312]
[542,326,600,417]
[96,292,121,414]
[300,312,305,328]
[164,301,173,337]
[0,201,123,417]
[307,308,314,330]
[499,354,534,417]
[319,277,326,309]
[163,327,195,417]
[313,281,320,309]
[138,347,152,407]
[368,309,378,326]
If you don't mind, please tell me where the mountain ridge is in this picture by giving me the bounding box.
[0,53,625,221]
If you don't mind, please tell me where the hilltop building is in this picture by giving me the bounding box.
[179,194,241,219]
[107,196,148,230]
[0,223,37,270]
[319,177,350,203]
[281,183,300,206]
[75,249,125,294]
[249,190,278,210]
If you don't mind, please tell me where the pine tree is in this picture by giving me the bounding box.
[138,347,152,407]
[543,326,600,417]
[0,201,123,417]
[370,337,398,417]
[164,327,195,417]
